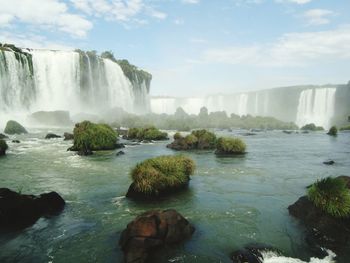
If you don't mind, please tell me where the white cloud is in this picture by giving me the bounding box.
[70,0,167,24]
[0,0,92,38]
[182,0,200,4]
[174,18,185,25]
[303,9,335,26]
[276,0,312,4]
[200,25,350,67]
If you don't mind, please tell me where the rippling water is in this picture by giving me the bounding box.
[0,129,349,263]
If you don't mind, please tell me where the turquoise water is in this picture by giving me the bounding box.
[0,129,349,263]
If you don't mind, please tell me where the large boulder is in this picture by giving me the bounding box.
[68,121,118,155]
[119,209,195,263]
[45,133,61,139]
[0,133,8,139]
[63,132,74,140]
[0,188,65,230]
[28,110,73,126]
[126,155,195,200]
[4,120,28,134]
[288,176,350,251]
[0,139,8,156]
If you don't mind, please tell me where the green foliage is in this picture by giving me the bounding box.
[216,137,246,154]
[0,139,8,151]
[174,132,183,140]
[327,126,338,136]
[301,123,324,131]
[4,120,28,134]
[72,121,117,151]
[130,155,195,195]
[117,59,152,90]
[127,127,168,141]
[340,125,350,131]
[308,177,350,218]
[184,134,198,146]
[191,129,217,149]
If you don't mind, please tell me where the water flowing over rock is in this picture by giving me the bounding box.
[0,44,151,117]
[151,83,350,129]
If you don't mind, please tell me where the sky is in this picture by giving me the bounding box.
[0,0,349,96]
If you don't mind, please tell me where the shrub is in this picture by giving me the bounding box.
[308,177,350,218]
[191,129,217,150]
[301,123,324,131]
[215,137,246,155]
[71,121,117,152]
[327,126,338,136]
[184,134,198,146]
[127,127,168,141]
[4,120,28,134]
[174,132,183,140]
[130,155,195,196]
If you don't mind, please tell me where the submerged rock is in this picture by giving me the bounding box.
[323,160,335,165]
[11,140,20,143]
[231,244,276,263]
[282,130,293,134]
[288,176,350,251]
[63,132,74,140]
[116,151,125,156]
[119,209,195,263]
[45,133,61,139]
[4,120,28,135]
[0,188,65,230]
[115,143,125,149]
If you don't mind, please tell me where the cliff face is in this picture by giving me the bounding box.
[151,83,350,129]
[0,44,152,115]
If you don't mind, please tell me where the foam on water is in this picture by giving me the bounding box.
[261,250,336,263]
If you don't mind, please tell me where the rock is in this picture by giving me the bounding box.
[45,133,61,139]
[288,176,350,251]
[323,160,335,165]
[141,140,151,143]
[12,140,20,143]
[63,132,74,140]
[0,188,65,230]
[231,244,275,263]
[116,128,128,137]
[4,120,28,135]
[0,133,8,139]
[302,130,309,134]
[282,130,293,134]
[115,143,125,149]
[119,209,195,263]
[242,132,257,136]
[0,139,8,156]
[28,110,72,126]
[116,151,125,156]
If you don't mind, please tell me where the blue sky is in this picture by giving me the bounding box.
[0,0,349,96]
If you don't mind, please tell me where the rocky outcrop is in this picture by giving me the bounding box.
[63,132,74,140]
[0,133,8,139]
[45,133,61,139]
[231,244,276,263]
[0,188,65,230]
[4,120,28,134]
[119,209,195,263]
[0,139,8,156]
[288,176,350,251]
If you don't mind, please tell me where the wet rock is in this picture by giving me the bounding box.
[115,143,126,149]
[116,128,128,137]
[0,133,8,139]
[241,132,257,136]
[4,120,28,135]
[282,130,293,134]
[119,209,195,263]
[45,133,61,139]
[231,244,276,263]
[11,140,20,143]
[288,176,350,251]
[323,160,335,165]
[0,188,65,230]
[0,139,8,156]
[116,151,125,156]
[63,132,74,140]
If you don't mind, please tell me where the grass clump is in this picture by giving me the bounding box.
[127,127,168,141]
[71,121,118,152]
[4,120,28,134]
[130,155,195,196]
[308,177,350,218]
[301,123,324,131]
[167,129,217,150]
[215,137,246,155]
[327,126,338,136]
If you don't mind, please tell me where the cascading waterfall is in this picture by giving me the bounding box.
[296,88,336,129]
[0,46,151,118]
[237,93,248,116]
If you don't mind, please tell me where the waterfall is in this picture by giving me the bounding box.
[237,93,248,116]
[296,88,336,129]
[0,47,150,117]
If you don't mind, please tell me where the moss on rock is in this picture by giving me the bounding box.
[167,129,217,151]
[4,120,28,135]
[215,137,246,155]
[127,127,168,141]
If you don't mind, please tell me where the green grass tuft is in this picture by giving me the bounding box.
[308,177,350,218]
[127,126,168,141]
[215,137,246,155]
[130,155,195,195]
[72,121,117,151]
